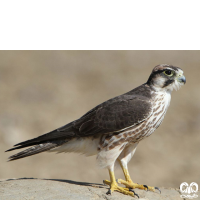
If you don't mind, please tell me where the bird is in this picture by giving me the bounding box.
[6,64,186,197]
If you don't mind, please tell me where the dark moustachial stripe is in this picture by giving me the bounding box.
[162,79,174,88]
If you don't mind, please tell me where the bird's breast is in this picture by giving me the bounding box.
[111,91,171,145]
[98,91,172,151]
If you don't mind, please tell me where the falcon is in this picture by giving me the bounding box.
[6,64,186,197]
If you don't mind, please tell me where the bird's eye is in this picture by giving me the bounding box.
[163,70,173,76]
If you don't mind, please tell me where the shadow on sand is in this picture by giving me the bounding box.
[4,177,106,188]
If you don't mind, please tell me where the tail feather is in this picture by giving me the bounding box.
[6,143,41,152]
[12,130,74,148]
[7,140,67,161]
[6,123,75,161]
[6,123,75,153]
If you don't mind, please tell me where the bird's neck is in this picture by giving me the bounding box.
[149,83,173,94]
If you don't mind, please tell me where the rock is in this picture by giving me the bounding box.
[0,178,199,200]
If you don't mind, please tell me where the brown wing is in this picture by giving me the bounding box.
[69,95,153,136]
[6,85,153,152]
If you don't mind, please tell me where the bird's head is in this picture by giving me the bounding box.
[147,64,186,93]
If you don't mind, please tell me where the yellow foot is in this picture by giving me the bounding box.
[103,180,139,197]
[117,179,161,193]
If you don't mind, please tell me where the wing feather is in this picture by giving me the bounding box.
[6,85,153,155]
[72,95,153,135]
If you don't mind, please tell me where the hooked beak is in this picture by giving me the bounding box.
[177,75,186,84]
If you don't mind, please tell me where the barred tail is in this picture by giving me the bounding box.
[7,140,67,161]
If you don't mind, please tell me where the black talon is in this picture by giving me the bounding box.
[106,189,112,195]
[143,185,148,191]
[155,187,161,194]
[129,189,139,198]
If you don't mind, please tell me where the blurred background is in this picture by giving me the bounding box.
[0,51,199,188]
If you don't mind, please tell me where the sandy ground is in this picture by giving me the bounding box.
[1,178,195,200]
[0,51,200,190]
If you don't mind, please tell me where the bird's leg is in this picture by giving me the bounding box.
[117,160,160,193]
[103,165,136,197]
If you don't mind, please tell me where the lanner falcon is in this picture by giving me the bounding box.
[6,64,186,197]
